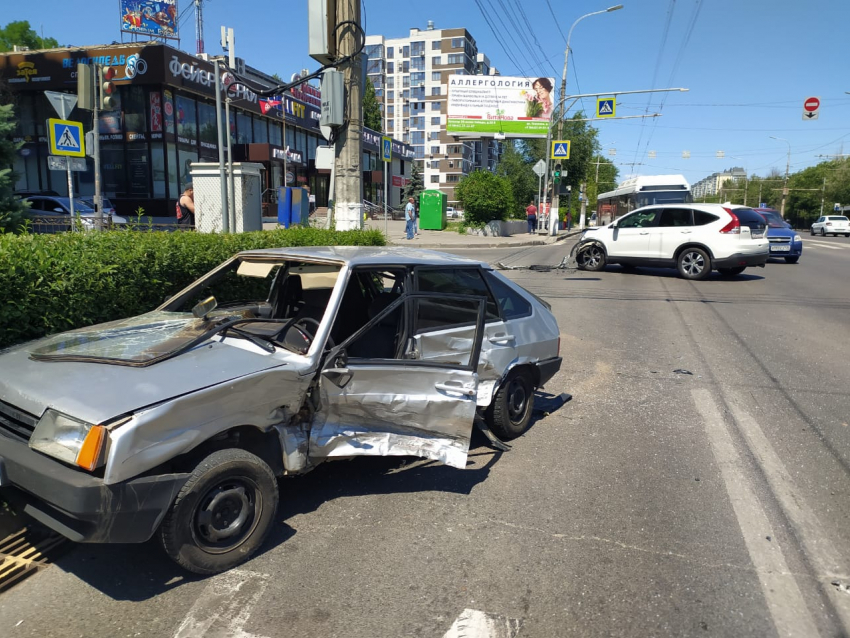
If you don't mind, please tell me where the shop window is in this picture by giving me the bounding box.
[254,119,268,144]
[197,101,217,151]
[123,85,147,141]
[175,95,197,144]
[236,111,252,144]
[167,142,179,200]
[127,142,150,197]
[178,148,199,190]
[101,144,127,196]
[270,123,282,146]
[151,145,166,199]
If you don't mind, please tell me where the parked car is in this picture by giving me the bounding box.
[22,196,127,232]
[811,215,850,237]
[574,203,769,279]
[14,189,60,198]
[78,196,117,216]
[752,207,802,263]
[0,247,561,574]
[588,212,598,227]
[447,206,457,218]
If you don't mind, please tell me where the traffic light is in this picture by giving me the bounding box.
[101,66,117,110]
[553,163,562,184]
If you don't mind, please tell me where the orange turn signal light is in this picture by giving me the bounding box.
[76,425,106,471]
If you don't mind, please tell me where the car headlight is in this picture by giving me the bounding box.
[794,234,802,242]
[29,409,106,471]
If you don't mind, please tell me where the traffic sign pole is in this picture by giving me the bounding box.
[381,135,392,236]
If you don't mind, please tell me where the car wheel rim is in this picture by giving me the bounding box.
[193,478,262,553]
[507,378,530,424]
[581,246,602,268]
[682,252,705,276]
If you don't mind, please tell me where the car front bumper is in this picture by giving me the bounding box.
[713,251,769,269]
[0,433,188,544]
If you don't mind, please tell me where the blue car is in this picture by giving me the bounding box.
[754,208,802,264]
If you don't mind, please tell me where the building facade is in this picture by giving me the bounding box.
[364,23,502,207]
[692,167,747,200]
[0,42,412,218]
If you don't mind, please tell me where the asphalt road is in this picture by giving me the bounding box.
[2,235,849,638]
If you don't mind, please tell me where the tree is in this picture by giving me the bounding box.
[402,161,424,203]
[0,101,28,232]
[455,170,513,225]
[0,21,59,52]
[363,77,383,132]
[586,155,619,213]
[495,141,536,219]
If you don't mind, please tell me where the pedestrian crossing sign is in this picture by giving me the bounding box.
[551,140,571,159]
[48,118,85,157]
[381,136,392,163]
[597,97,615,118]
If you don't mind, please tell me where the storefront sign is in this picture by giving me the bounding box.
[272,147,303,164]
[362,128,414,159]
[163,90,175,135]
[391,175,409,187]
[169,56,215,88]
[14,61,41,83]
[150,91,163,132]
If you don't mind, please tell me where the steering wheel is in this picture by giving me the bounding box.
[291,317,336,349]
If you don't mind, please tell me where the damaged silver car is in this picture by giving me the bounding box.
[0,247,561,574]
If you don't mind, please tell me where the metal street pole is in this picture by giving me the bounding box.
[333,0,363,230]
[770,135,791,218]
[551,4,623,236]
[93,64,103,231]
[820,176,826,216]
[225,95,235,231]
[213,58,229,232]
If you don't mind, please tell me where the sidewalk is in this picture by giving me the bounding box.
[363,218,577,249]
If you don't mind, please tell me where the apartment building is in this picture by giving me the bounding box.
[692,167,747,200]
[364,23,502,206]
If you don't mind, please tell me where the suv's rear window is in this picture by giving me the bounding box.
[731,208,766,232]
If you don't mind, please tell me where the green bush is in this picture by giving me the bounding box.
[454,170,513,226]
[0,226,385,349]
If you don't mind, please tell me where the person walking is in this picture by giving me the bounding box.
[177,183,195,228]
[404,197,416,240]
[525,200,537,234]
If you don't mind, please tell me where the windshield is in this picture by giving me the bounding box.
[28,312,211,364]
[828,216,848,222]
[758,211,787,228]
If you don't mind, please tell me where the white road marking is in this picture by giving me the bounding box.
[691,389,820,638]
[804,239,845,249]
[726,400,850,631]
[173,570,271,638]
[442,609,522,638]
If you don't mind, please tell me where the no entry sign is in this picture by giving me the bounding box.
[803,96,820,120]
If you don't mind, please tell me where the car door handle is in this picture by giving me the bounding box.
[639,232,649,235]
[680,230,692,234]
[488,334,515,343]
[435,382,475,396]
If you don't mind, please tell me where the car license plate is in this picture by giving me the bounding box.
[770,245,790,252]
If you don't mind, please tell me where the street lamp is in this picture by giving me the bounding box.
[548,4,624,235]
[769,136,791,218]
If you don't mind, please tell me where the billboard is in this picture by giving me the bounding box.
[120,1,179,40]
[447,76,555,138]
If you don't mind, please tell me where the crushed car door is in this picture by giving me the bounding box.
[311,293,486,469]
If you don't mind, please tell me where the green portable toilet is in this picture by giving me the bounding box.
[419,189,448,230]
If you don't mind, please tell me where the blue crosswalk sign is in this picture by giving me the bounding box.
[597,98,615,118]
[48,118,85,157]
[381,136,392,163]
[551,140,571,159]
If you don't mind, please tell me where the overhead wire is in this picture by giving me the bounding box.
[472,0,530,76]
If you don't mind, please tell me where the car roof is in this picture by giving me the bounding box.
[237,246,486,267]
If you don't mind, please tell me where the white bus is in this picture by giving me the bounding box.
[596,175,692,226]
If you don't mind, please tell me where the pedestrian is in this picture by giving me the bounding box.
[307,185,316,215]
[177,183,195,228]
[405,197,416,240]
[525,200,537,234]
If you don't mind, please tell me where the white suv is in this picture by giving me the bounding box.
[574,204,769,280]
[811,215,850,237]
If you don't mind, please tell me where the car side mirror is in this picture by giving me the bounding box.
[192,296,218,320]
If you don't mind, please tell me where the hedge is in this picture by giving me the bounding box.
[0,226,385,349]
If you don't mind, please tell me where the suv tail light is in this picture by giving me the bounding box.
[719,208,740,234]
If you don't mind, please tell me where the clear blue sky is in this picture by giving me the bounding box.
[10,0,850,185]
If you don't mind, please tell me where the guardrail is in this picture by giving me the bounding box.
[23,216,191,233]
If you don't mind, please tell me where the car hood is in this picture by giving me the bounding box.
[0,320,296,424]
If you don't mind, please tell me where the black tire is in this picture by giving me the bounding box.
[677,247,711,280]
[784,256,799,264]
[821,228,827,236]
[576,243,606,271]
[160,448,278,575]
[845,234,849,238]
[486,369,535,440]
[718,266,746,276]
[810,228,815,235]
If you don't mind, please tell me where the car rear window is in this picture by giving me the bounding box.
[731,208,766,232]
[828,216,848,221]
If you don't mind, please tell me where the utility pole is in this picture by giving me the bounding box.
[333,0,363,230]
[213,58,229,232]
